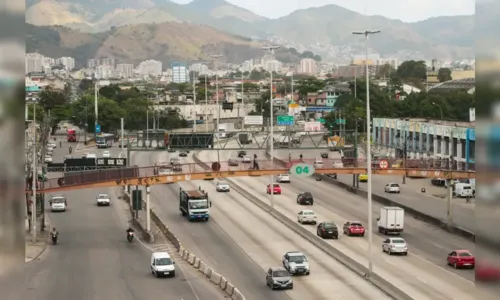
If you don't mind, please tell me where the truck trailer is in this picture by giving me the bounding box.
[377,206,405,235]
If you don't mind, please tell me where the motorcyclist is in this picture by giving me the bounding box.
[51,227,59,244]
[69,146,72,154]
[299,154,303,161]
[126,227,135,234]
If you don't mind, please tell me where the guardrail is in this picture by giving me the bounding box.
[121,189,246,300]
[192,152,410,300]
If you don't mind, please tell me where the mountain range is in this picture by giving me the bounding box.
[26,0,474,62]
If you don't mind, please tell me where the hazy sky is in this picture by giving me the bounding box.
[172,0,475,22]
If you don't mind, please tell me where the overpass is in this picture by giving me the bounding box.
[26,158,475,194]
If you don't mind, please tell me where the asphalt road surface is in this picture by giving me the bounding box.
[13,138,225,300]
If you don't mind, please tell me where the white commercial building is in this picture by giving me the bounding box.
[299,58,318,75]
[136,60,162,76]
[115,64,134,78]
[264,59,282,73]
[172,63,188,83]
[241,60,254,72]
[57,57,75,71]
[190,63,209,76]
[95,65,114,79]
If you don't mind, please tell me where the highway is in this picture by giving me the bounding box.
[131,149,391,300]
[196,141,479,300]
[18,138,225,300]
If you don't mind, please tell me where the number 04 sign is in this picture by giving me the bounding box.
[289,163,315,177]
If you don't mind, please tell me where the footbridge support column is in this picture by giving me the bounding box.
[146,185,151,232]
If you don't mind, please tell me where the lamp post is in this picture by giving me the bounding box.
[94,81,99,138]
[432,102,443,119]
[210,55,223,131]
[352,29,380,278]
[262,45,280,210]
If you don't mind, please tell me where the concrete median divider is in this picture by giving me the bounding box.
[192,152,410,300]
[263,150,478,244]
[232,288,245,300]
[122,191,154,243]
[122,188,246,299]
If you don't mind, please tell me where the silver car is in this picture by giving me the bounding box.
[382,237,408,255]
[216,180,230,192]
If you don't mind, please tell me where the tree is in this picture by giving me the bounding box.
[38,86,71,133]
[437,68,452,82]
[396,60,427,81]
[79,79,94,92]
[376,63,396,79]
[70,94,127,133]
[295,78,326,99]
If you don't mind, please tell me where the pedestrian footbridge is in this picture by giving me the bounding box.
[25,158,475,194]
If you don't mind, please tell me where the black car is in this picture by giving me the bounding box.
[296,192,314,205]
[238,150,247,158]
[179,151,189,157]
[326,173,337,179]
[167,148,176,153]
[320,152,328,158]
[317,222,338,239]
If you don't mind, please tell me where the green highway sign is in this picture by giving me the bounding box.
[317,118,325,124]
[337,118,346,125]
[289,163,315,177]
[277,115,294,126]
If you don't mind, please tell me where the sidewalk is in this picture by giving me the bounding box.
[25,216,50,263]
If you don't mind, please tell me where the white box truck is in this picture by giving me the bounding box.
[216,123,235,139]
[377,206,404,235]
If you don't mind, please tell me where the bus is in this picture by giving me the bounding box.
[67,129,77,142]
[179,187,211,222]
[96,133,115,148]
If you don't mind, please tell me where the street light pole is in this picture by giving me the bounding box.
[263,45,280,210]
[241,75,245,130]
[432,102,443,119]
[205,73,208,131]
[192,70,197,132]
[211,55,223,131]
[94,81,98,138]
[31,103,37,242]
[353,29,380,278]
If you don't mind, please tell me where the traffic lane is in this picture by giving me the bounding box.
[131,150,291,300]
[222,173,475,300]
[192,177,390,300]
[277,147,476,231]
[221,147,477,280]
[26,186,222,300]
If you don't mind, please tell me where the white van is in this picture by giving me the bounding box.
[150,252,176,278]
[454,183,474,198]
[50,196,67,212]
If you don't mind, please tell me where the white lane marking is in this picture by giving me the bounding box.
[432,243,446,249]
[134,230,201,300]
[384,259,396,266]
[416,276,427,284]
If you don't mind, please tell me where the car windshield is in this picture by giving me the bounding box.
[390,184,399,187]
[52,198,65,203]
[273,184,280,187]
[218,181,228,185]
[273,270,289,277]
[288,255,306,263]
[98,195,109,199]
[189,199,208,209]
[351,222,363,226]
[302,192,312,198]
[323,223,336,228]
[459,252,472,257]
[303,211,315,215]
[392,239,405,244]
[155,258,172,265]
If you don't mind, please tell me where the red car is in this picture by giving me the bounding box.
[476,263,500,281]
[447,250,475,269]
[343,221,365,237]
[267,184,282,194]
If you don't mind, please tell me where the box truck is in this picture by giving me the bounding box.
[377,206,404,235]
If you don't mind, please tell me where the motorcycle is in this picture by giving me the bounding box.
[69,147,72,154]
[51,233,58,245]
[127,231,134,242]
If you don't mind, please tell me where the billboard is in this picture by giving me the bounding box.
[244,116,263,125]
[304,121,321,132]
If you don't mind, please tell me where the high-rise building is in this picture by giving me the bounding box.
[241,60,254,72]
[58,57,75,71]
[25,53,45,74]
[264,60,282,73]
[299,58,318,75]
[136,60,162,76]
[87,59,99,69]
[95,65,114,79]
[116,64,134,78]
[172,62,188,83]
[101,57,115,68]
[190,63,209,75]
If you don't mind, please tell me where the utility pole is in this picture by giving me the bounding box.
[241,74,244,130]
[31,103,37,242]
[211,55,223,130]
[94,81,98,138]
[205,72,208,131]
[353,29,381,279]
[192,70,197,132]
[262,45,280,210]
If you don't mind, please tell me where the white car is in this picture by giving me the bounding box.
[151,252,176,278]
[96,194,111,206]
[44,155,52,163]
[276,174,290,183]
[49,196,67,212]
[384,183,401,193]
[47,142,56,148]
[333,161,344,168]
[282,251,310,275]
[85,153,97,159]
[216,180,230,192]
[297,210,317,224]
[382,237,408,255]
[242,156,251,163]
[102,150,111,158]
[158,167,174,176]
[313,158,324,168]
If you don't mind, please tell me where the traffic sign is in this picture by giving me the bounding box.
[244,116,263,125]
[317,118,325,124]
[379,160,389,169]
[336,119,346,125]
[289,163,315,177]
[95,124,101,134]
[277,115,294,126]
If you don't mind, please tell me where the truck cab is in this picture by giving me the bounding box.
[179,187,212,221]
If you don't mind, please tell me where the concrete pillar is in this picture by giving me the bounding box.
[441,136,446,157]
[433,136,438,158]
[457,141,463,170]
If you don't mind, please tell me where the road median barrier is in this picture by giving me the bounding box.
[264,150,478,244]
[192,152,410,300]
[121,187,245,299]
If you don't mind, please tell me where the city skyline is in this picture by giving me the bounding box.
[172,0,475,22]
